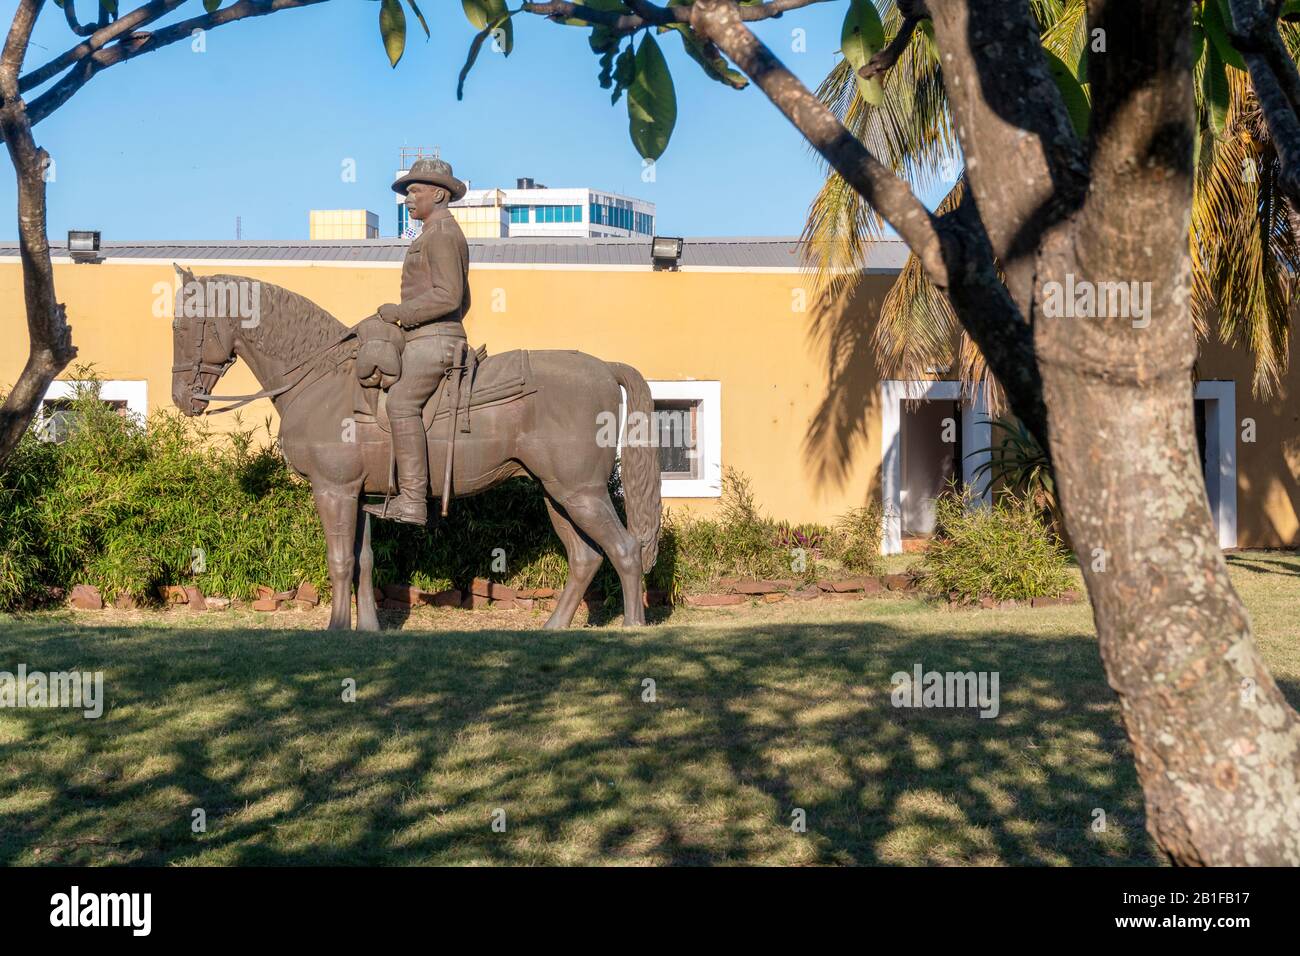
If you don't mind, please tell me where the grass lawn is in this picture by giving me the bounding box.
[1,551,1297,866]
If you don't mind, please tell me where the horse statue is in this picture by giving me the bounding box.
[169,268,661,631]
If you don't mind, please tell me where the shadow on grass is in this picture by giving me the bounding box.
[1226,553,1300,578]
[0,617,1184,866]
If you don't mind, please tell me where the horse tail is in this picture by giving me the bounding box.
[608,362,662,572]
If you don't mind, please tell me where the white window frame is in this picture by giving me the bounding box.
[880,380,992,555]
[39,379,148,439]
[1195,380,1238,549]
[617,380,722,498]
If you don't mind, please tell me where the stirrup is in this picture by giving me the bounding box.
[363,496,428,525]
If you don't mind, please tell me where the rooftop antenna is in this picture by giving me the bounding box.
[235,216,242,240]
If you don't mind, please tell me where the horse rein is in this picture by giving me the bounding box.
[172,310,352,416]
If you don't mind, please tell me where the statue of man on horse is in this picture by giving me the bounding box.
[364,156,473,526]
[170,155,661,630]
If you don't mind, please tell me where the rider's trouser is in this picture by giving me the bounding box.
[387,330,467,504]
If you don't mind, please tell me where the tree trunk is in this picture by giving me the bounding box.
[1030,0,1300,863]
[1044,349,1300,864]
[0,0,77,468]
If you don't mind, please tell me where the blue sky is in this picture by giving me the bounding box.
[1,0,894,241]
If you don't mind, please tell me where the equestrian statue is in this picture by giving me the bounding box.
[170,157,660,631]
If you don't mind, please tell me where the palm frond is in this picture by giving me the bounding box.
[1191,68,1295,398]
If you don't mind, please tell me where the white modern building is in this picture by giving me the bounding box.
[394,149,655,239]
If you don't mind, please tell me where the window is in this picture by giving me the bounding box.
[618,381,721,498]
[508,206,530,224]
[653,399,700,480]
[38,380,148,443]
[589,200,636,230]
[532,204,581,224]
[41,398,127,443]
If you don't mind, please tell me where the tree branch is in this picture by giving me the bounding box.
[19,0,187,96]
[521,0,830,33]
[62,0,101,38]
[0,0,78,465]
[686,0,1050,445]
[935,195,1050,445]
[688,0,949,287]
[14,0,329,135]
[861,13,921,82]
[1227,0,1300,207]
[925,0,1088,319]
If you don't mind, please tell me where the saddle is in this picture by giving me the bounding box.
[350,324,537,515]
[354,344,536,434]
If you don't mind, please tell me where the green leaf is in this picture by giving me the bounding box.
[1043,49,1089,137]
[611,45,636,105]
[840,0,885,106]
[1202,0,1246,72]
[668,24,747,90]
[406,0,430,38]
[561,0,630,27]
[463,0,513,55]
[627,33,677,161]
[589,25,621,56]
[380,0,406,68]
[461,0,491,29]
[1283,0,1300,22]
[1203,42,1230,136]
[204,0,220,12]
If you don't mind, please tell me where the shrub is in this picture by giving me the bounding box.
[0,376,626,607]
[647,470,820,600]
[0,377,326,606]
[823,505,884,576]
[0,375,871,610]
[917,488,1074,602]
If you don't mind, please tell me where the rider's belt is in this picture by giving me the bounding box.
[405,319,467,340]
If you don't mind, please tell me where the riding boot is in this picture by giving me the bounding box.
[364,416,429,525]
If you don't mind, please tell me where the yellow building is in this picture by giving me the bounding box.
[449,188,510,238]
[308,209,380,240]
[2,236,1298,549]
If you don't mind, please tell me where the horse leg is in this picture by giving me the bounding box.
[549,488,646,627]
[313,488,358,630]
[542,497,603,629]
[353,506,380,632]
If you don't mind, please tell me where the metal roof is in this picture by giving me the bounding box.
[0,236,910,272]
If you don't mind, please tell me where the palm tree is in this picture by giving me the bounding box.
[804,0,1297,409]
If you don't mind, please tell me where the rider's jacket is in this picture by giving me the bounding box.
[380,207,470,340]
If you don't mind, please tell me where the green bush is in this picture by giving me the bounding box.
[0,378,327,607]
[823,505,885,576]
[650,470,883,599]
[917,488,1074,602]
[0,377,883,610]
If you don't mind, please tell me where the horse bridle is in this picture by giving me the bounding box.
[171,304,352,416]
[172,310,236,411]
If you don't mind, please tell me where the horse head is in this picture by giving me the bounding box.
[169,266,348,416]
[170,265,238,416]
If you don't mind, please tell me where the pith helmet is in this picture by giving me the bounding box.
[392,157,467,201]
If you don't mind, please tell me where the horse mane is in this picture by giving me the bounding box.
[205,273,357,371]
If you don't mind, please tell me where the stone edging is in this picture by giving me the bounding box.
[61,575,1085,613]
